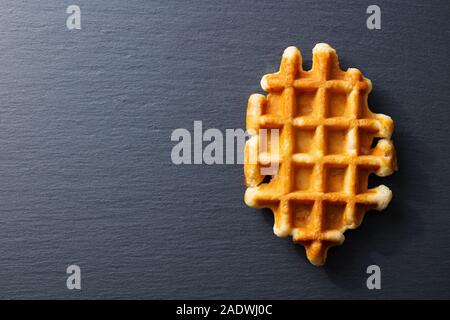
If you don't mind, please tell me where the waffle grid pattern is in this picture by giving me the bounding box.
[244,44,396,266]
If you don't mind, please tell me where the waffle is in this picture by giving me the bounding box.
[244,43,397,266]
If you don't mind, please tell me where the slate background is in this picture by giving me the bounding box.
[0,0,448,299]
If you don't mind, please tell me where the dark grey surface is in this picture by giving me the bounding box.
[0,0,448,299]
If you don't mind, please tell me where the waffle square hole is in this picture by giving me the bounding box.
[294,165,314,191]
[356,168,379,194]
[292,201,314,228]
[295,128,316,153]
[325,128,347,155]
[359,94,372,118]
[265,93,284,116]
[323,202,346,230]
[327,91,347,117]
[325,165,347,192]
[296,90,316,116]
[359,129,376,155]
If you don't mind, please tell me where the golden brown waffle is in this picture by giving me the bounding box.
[244,43,397,266]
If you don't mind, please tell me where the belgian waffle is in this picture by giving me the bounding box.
[244,43,397,266]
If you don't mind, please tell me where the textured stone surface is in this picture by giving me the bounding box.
[0,0,448,298]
